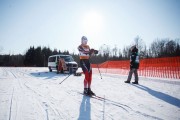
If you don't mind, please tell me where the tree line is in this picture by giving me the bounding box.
[0,38,179,66]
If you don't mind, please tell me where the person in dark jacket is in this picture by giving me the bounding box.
[125,45,139,84]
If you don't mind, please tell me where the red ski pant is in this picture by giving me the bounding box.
[80,59,92,88]
[84,70,92,88]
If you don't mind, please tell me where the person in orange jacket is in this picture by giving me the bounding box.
[78,36,98,96]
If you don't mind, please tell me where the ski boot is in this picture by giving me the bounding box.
[124,80,130,83]
[132,81,138,84]
[83,88,88,95]
[88,88,95,96]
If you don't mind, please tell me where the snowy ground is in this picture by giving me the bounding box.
[0,67,180,120]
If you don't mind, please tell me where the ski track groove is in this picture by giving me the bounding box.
[20,68,71,119]
[1,67,178,120]
[8,87,14,120]
[76,91,131,112]
[87,96,115,120]
[58,76,161,120]
[3,68,20,120]
[23,82,66,119]
[4,68,64,119]
[134,110,163,120]
[73,91,125,119]
[1,67,8,77]
[58,82,114,119]
[75,89,164,119]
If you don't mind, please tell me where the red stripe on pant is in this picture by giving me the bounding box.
[84,70,92,88]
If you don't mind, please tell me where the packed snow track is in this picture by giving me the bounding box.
[0,67,180,120]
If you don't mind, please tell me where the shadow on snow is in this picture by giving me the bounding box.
[132,84,180,108]
[78,95,91,120]
[30,71,70,80]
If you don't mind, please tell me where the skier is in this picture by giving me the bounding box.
[78,36,98,96]
[125,45,139,84]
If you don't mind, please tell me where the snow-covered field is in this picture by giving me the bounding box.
[0,67,180,120]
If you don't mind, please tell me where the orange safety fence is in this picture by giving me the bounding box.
[91,56,180,79]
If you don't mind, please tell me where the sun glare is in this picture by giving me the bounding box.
[82,11,103,35]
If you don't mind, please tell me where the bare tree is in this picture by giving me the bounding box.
[99,44,110,61]
[150,40,159,57]
[112,45,118,57]
[149,38,179,57]
[118,49,122,59]
[122,46,130,59]
[166,40,176,56]
[134,36,145,58]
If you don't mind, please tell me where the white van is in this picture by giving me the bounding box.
[48,55,78,73]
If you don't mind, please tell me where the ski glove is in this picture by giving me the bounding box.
[94,50,98,54]
[90,49,98,55]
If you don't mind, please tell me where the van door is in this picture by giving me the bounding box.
[48,56,56,70]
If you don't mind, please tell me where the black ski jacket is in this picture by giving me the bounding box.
[130,52,139,69]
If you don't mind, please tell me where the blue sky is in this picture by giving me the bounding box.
[0,0,180,54]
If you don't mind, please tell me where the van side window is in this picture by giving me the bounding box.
[49,57,56,62]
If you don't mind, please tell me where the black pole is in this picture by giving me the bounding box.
[97,64,102,79]
[59,74,72,84]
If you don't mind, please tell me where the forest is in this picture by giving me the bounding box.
[0,37,179,67]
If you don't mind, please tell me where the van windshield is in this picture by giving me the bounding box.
[61,56,74,62]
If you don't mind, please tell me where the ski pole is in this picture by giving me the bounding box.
[97,64,102,79]
[59,74,72,84]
